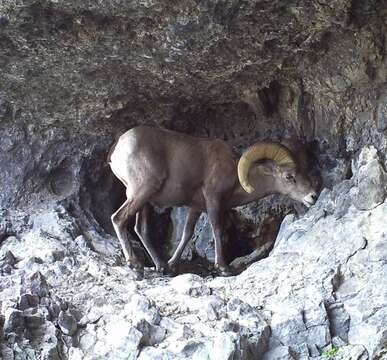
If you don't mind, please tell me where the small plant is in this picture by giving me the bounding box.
[322,347,339,357]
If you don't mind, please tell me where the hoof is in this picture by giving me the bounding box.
[126,258,143,271]
[164,264,178,277]
[155,263,167,274]
[143,264,173,278]
[213,264,234,277]
[166,259,179,272]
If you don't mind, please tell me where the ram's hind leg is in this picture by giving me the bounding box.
[111,198,142,269]
[111,183,161,269]
[134,204,165,272]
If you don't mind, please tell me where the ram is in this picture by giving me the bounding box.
[108,126,317,275]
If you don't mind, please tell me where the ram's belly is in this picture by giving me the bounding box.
[150,180,205,209]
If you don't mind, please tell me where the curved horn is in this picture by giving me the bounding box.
[237,141,296,193]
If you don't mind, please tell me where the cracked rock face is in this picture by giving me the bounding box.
[0,0,386,207]
[0,147,386,359]
[0,0,386,267]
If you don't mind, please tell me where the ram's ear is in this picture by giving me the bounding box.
[259,161,280,176]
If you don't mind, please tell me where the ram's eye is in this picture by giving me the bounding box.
[285,174,294,181]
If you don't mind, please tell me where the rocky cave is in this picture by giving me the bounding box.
[0,0,386,359]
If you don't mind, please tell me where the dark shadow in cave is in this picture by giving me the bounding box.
[79,147,127,235]
[258,80,281,116]
[225,211,284,271]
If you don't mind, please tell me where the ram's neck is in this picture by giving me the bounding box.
[228,166,277,208]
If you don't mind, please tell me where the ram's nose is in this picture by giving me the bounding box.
[303,192,318,207]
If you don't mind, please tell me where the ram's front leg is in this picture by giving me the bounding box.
[205,197,233,276]
[168,208,201,272]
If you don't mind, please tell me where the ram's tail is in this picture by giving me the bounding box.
[106,137,119,164]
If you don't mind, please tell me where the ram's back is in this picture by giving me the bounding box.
[109,126,236,208]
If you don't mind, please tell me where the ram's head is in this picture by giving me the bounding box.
[237,141,318,207]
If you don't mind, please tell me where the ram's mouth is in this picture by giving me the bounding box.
[302,192,317,208]
[303,200,313,208]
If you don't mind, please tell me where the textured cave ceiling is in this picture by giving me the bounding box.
[0,0,385,208]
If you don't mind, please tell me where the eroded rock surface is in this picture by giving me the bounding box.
[0,0,386,266]
[0,147,386,359]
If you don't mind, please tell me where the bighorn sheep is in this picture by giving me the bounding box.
[108,126,317,275]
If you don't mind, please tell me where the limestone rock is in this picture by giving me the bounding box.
[262,346,295,360]
[21,272,50,298]
[68,347,85,360]
[138,347,176,360]
[24,313,45,330]
[351,146,387,210]
[170,274,211,297]
[58,310,78,336]
[18,293,40,311]
[3,308,25,335]
[0,149,385,358]
[136,319,166,346]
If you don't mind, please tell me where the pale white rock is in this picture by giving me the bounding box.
[125,293,161,324]
[164,323,195,344]
[210,332,238,360]
[135,319,166,346]
[104,318,142,349]
[78,330,97,353]
[58,310,77,336]
[327,344,369,360]
[262,346,295,360]
[137,347,178,360]
[191,295,225,321]
[170,273,211,296]
[68,347,84,360]
[169,339,210,360]
[3,308,25,334]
